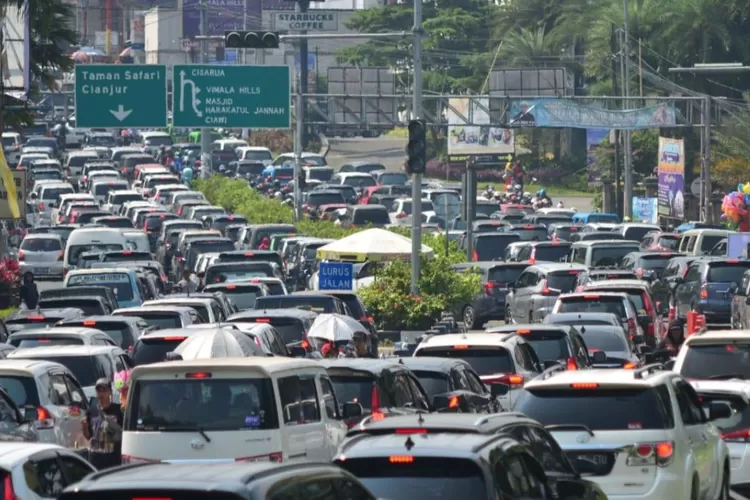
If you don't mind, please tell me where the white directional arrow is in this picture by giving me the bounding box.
[109,105,133,122]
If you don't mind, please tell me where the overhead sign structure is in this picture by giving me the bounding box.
[171,65,290,129]
[74,64,168,128]
[318,262,353,291]
[0,171,26,220]
[271,11,339,31]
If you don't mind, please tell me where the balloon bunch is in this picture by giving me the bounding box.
[114,369,132,407]
[722,183,750,231]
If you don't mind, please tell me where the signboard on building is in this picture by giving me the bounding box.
[0,171,26,220]
[271,11,339,31]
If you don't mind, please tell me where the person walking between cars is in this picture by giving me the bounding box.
[345,332,376,358]
[656,318,686,356]
[82,378,123,470]
[19,272,38,310]
[177,270,198,293]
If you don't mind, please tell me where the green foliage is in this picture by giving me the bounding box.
[194,176,481,329]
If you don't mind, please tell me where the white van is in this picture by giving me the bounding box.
[678,228,732,256]
[64,227,128,273]
[122,357,351,464]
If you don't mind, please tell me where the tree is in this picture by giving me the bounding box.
[1,0,77,130]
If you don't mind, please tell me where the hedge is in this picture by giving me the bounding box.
[194,176,481,329]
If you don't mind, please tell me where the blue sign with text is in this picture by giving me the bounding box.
[318,262,353,291]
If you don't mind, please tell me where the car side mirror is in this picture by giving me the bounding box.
[432,393,462,412]
[342,401,363,419]
[490,382,509,398]
[20,404,38,422]
[590,351,607,363]
[706,401,733,421]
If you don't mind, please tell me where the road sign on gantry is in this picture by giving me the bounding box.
[74,64,167,128]
[171,65,291,129]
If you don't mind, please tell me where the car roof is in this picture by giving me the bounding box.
[339,432,510,458]
[397,357,473,373]
[0,443,68,465]
[350,412,538,434]
[486,324,571,335]
[583,279,649,289]
[524,367,672,389]
[59,315,142,325]
[132,357,323,377]
[114,306,194,315]
[416,333,515,348]
[319,358,408,375]
[690,380,750,400]
[684,329,750,346]
[8,327,106,337]
[558,291,630,300]
[528,263,588,272]
[228,308,318,320]
[9,345,120,358]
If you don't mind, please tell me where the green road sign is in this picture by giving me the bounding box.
[75,64,167,128]
[172,65,290,129]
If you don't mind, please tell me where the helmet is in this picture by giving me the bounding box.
[538,188,546,197]
[557,201,564,208]
[274,191,283,199]
[487,185,495,191]
[523,192,531,198]
[624,216,632,222]
[219,164,226,172]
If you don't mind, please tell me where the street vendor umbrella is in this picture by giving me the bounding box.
[173,328,263,359]
[307,313,366,343]
[316,228,434,262]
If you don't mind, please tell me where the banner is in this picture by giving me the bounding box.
[0,149,20,219]
[657,137,685,219]
[508,99,677,129]
[632,197,658,224]
[447,98,514,165]
[586,129,609,185]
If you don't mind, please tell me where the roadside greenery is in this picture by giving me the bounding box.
[194,176,481,330]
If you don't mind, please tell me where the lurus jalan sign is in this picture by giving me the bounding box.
[171,65,291,129]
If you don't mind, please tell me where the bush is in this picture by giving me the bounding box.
[193,176,481,329]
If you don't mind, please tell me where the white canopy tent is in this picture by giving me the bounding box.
[315,228,434,262]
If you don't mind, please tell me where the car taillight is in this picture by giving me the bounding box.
[63,267,68,276]
[35,407,55,429]
[623,362,637,369]
[700,283,708,299]
[566,358,578,371]
[4,472,20,500]
[37,203,44,210]
[635,267,644,278]
[485,374,524,387]
[627,318,637,336]
[627,441,674,467]
[371,384,381,413]
[540,279,552,295]
[82,176,87,183]
[17,250,24,261]
[472,250,479,262]
[57,252,63,261]
[722,428,750,442]
[484,281,497,296]
[395,212,407,219]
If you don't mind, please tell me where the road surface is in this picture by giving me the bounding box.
[326,136,595,211]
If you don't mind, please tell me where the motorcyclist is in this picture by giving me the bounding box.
[512,161,526,191]
[536,188,552,205]
[484,185,495,199]
[180,163,194,184]
[655,318,686,357]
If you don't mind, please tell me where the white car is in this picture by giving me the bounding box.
[236,146,273,166]
[514,366,730,499]
[0,443,96,499]
[673,329,750,380]
[387,198,436,225]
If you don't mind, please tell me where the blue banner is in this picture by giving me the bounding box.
[632,197,658,224]
[509,99,677,129]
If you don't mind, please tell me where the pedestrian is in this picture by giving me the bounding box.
[656,318,686,356]
[321,342,339,359]
[82,378,123,470]
[19,272,38,310]
[180,163,194,185]
[176,270,198,293]
[345,332,376,359]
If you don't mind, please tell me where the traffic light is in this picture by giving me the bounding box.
[224,31,280,49]
[406,119,427,175]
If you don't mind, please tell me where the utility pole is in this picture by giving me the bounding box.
[611,23,621,217]
[703,96,712,223]
[199,0,212,177]
[242,0,248,64]
[298,0,310,149]
[409,0,423,295]
[294,63,303,221]
[622,0,633,218]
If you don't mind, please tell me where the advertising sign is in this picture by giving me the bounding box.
[447,97,514,165]
[632,197,658,224]
[657,137,685,219]
[271,11,339,31]
[508,99,677,129]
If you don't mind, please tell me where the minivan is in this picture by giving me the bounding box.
[677,229,733,256]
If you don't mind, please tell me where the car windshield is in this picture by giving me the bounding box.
[128,378,278,431]
[0,376,39,406]
[340,458,486,500]
[708,263,750,282]
[578,327,628,352]
[558,298,626,318]
[307,169,333,181]
[67,273,134,301]
[547,272,581,293]
[515,388,670,430]
[41,187,74,200]
[475,235,520,261]
[590,246,640,267]
[412,371,450,399]
[415,347,513,376]
[681,343,750,379]
[487,266,525,285]
[20,238,61,251]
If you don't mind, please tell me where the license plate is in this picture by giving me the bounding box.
[35,268,50,274]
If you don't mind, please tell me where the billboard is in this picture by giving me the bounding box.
[447,97,514,165]
[657,137,685,220]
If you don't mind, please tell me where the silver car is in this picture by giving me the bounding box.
[18,234,64,279]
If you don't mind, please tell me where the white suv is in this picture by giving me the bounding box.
[690,379,750,496]
[673,329,750,380]
[513,366,730,499]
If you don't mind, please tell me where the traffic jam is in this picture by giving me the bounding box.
[0,130,749,499]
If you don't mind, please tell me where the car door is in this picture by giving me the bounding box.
[48,372,75,448]
[277,374,326,462]
[672,378,711,493]
[512,271,534,320]
[22,451,67,499]
[464,367,495,412]
[677,265,701,316]
[319,375,347,456]
[62,372,88,447]
[682,379,721,496]
[736,273,750,328]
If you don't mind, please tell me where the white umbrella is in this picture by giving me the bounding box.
[307,313,365,342]
[173,328,263,359]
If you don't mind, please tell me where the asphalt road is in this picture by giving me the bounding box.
[326,136,594,211]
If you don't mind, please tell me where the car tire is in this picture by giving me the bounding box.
[505,305,513,325]
[717,465,730,500]
[690,475,699,500]
[463,305,477,330]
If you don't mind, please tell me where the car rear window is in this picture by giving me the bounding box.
[708,263,750,282]
[308,193,344,206]
[521,330,569,364]
[18,355,105,387]
[128,378,278,431]
[9,336,83,348]
[578,327,628,351]
[511,227,548,241]
[411,371,450,399]
[131,336,186,365]
[623,226,655,241]
[414,347,513,376]
[533,245,569,263]
[681,343,750,379]
[658,235,679,249]
[487,266,525,285]
[210,286,262,310]
[546,271,581,293]
[0,375,39,406]
[20,238,61,251]
[239,318,305,344]
[206,266,273,283]
[638,254,674,272]
[590,246,640,267]
[339,457,486,500]
[76,322,131,348]
[515,387,672,430]
[123,312,181,330]
[328,374,377,410]
[41,187,74,200]
[67,273,134,301]
[353,209,390,225]
[558,297,626,318]
[378,173,408,185]
[37,299,104,316]
[474,234,521,261]
[274,297,334,314]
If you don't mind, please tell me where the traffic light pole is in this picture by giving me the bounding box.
[298,0,310,150]
[199,0,212,176]
[409,0,423,296]
[294,68,303,221]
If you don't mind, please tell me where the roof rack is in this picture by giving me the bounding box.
[633,363,665,379]
[538,363,568,381]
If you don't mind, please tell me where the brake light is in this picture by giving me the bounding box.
[37,203,44,210]
[371,385,381,413]
[123,250,133,255]
[627,318,637,336]
[4,473,19,500]
[244,252,255,256]
[485,373,524,386]
[472,250,479,262]
[623,362,636,369]
[700,283,708,299]
[448,396,460,409]
[396,428,427,434]
[635,267,644,278]
[28,316,45,321]
[132,498,172,500]
[35,407,54,429]
[57,252,63,261]
[571,383,599,389]
[17,250,24,261]
[255,318,270,323]
[540,279,552,295]
[163,336,187,341]
[566,358,578,371]
[395,212,407,218]
[516,329,531,335]
[722,428,750,442]
[484,281,497,296]
[727,259,740,264]
[583,294,600,299]
[185,372,212,379]
[83,320,96,326]
[389,456,414,463]
[225,284,237,290]
[627,441,674,467]
[643,295,656,337]
[454,345,469,349]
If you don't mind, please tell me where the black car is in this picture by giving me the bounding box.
[203,261,281,284]
[227,308,318,347]
[487,324,594,370]
[320,359,434,427]
[398,357,501,413]
[6,308,86,334]
[39,286,118,311]
[36,296,113,316]
[57,316,153,350]
[255,293,349,316]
